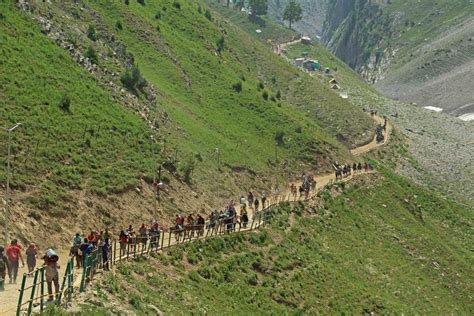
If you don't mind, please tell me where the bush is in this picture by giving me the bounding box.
[257,81,264,90]
[85,46,98,64]
[232,81,242,93]
[276,90,281,99]
[216,36,225,54]
[155,11,161,19]
[120,65,147,95]
[205,9,212,21]
[181,159,195,184]
[274,130,285,146]
[59,94,71,113]
[87,25,97,41]
[115,20,123,30]
[262,90,269,100]
[197,4,202,14]
[172,1,181,9]
[137,0,145,6]
[124,0,129,5]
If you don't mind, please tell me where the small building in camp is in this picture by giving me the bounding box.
[331,84,341,90]
[294,58,305,67]
[303,60,321,72]
[301,36,312,45]
[329,78,338,84]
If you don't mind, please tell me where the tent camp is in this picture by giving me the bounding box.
[303,60,320,71]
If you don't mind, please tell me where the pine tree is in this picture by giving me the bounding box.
[283,0,303,30]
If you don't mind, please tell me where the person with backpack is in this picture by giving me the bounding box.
[262,192,267,208]
[254,198,260,212]
[43,249,60,302]
[25,243,38,274]
[6,239,24,284]
[0,246,9,291]
[79,238,94,266]
[119,230,128,257]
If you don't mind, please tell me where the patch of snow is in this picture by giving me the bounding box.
[424,106,443,112]
[458,113,474,121]
[256,29,262,34]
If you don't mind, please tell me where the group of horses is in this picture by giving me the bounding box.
[290,174,316,200]
[334,162,371,180]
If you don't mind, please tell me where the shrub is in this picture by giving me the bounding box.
[216,36,225,54]
[120,65,147,94]
[155,11,161,19]
[59,94,71,113]
[262,90,269,100]
[181,159,195,184]
[276,90,281,99]
[232,81,242,93]
[156,25,160,32]
[172,1,181,9]
[257,81,264,90]
[137,0,145,6]
[87,25,97,41]
[124,0,129,5]
[115,20,123,30]
[295,126,302,133]
[205,9,212,21]
[197,4,202,14]
[85,46,98,64]
[274,130,285,145]
[270,95,276,102]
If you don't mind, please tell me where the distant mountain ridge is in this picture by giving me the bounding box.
[269,0,474,118]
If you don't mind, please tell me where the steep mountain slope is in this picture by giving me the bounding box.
[0,0,374,248]
[268,0,328,38]
[68,172,473,314]
[321,0,474,117]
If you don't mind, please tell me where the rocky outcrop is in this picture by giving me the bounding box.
[268,0,329,37]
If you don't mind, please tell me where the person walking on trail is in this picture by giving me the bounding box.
[139,223,148,251]
[6,239,24,284]
[119,230,128,257]
[70,233,83,268]
[25,243,38,274]
[87,231,97,246]
[0,246,9,291]
[101,239,110,271]
[126,225,136,252]
[247,191,254,209]
[254,198,260,212]
[262,192,267,208]
[43,249,60,302]
[80,238,94,266]
[73,233,82,247]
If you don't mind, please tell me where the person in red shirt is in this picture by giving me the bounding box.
[6,239,24,284]
[86,231,97,246]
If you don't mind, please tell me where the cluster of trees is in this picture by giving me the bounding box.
[219,0,303,29]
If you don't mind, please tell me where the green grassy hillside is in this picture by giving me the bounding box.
[68,171,473,315]
[0,0,375,233]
